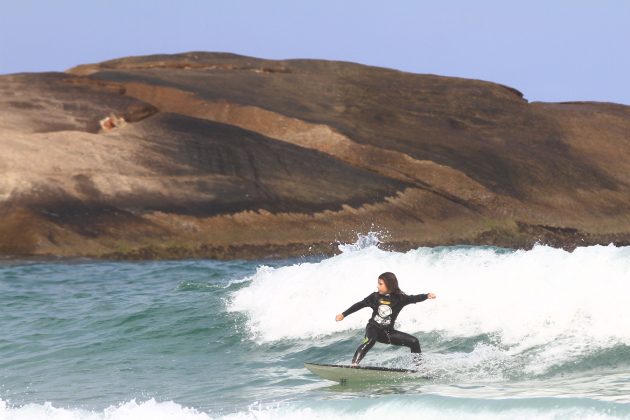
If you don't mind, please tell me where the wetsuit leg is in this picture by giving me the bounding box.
[386,329,421,353]
[351,324,379,364]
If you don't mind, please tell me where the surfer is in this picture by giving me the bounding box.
[335,272,436,365]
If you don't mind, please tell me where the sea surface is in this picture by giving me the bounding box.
[1,236,630,419]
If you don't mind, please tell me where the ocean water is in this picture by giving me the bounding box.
[1,236,630,419]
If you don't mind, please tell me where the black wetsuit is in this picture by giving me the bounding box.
[342,292,428,364]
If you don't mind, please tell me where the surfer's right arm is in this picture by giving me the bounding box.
[336,294,373,322]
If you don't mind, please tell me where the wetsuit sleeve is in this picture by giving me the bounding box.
[404,294,429,305]
[342,294,374,317]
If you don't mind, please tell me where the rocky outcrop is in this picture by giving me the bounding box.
[1,52,630,259]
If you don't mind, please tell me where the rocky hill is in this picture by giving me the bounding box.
[1,52,630,259]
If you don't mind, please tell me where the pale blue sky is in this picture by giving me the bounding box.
[1,0,628,104]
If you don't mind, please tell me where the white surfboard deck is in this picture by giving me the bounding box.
[304,362,430,384]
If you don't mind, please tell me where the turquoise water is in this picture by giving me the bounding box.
[2,240,630,419]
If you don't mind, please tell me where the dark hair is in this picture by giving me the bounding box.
[379,272,405,295]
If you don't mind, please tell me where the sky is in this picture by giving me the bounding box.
[1,0,628,104]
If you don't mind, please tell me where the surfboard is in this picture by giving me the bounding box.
[304,362,429,384]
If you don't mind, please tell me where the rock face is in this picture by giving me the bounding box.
[1,52,630,259]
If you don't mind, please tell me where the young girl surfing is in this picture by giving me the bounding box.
[335,272,436,365]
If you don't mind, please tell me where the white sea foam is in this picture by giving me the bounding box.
[2,397,626,420]
[228,238,630,373]
[0,398,210,420]
[223,402,627,420]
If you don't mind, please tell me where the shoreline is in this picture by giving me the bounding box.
[2,232,629,262]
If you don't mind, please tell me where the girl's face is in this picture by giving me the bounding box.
[377,278,389,294]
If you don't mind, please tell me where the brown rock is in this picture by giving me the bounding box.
[1,52,630,259]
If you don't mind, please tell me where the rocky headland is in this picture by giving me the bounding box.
[1,52,630,259]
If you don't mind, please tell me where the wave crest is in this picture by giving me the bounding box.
[228,241,630,373]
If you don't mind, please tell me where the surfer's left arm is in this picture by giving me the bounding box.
[406,292,437,304]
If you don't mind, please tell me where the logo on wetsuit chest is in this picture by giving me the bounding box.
[373,303,393,326]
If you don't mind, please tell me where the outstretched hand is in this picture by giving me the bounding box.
[427,293,436,299]
[335,313,344,322]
